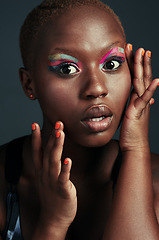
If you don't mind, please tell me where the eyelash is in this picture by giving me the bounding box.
[48,56,125,77]
[101,56,125,72]
[48,62,80,76]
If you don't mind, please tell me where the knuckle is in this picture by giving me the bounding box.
[144,73,152,80]
[49,158,57,167]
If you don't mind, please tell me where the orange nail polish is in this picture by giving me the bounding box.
[142,50,145,56]
[56,131,61,138]
[32,123,36,131]
[150,99,155,106]
[128,44,133,51]
[55,122,61,130]
[64,158,69,165]
[148,51,151,58]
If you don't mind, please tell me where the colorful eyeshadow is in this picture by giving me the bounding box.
[48,53,82,73]
[48,53,79,63]
[99,47,125,69]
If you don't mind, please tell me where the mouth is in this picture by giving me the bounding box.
[81,105,113,133]
[85,116,106,122]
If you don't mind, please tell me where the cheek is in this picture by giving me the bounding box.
[109,70,131,114]
[35,78,77,121]
[114,77,131,101]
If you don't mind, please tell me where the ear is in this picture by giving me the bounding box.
[19,67,36,100]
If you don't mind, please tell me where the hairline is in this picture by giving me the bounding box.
[19,1,126,70]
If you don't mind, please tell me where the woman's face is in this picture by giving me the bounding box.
[32,6,131,147]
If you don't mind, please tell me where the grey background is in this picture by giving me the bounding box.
[0,1,159,153]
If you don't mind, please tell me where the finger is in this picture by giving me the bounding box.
[58,158,76,199]
[125,43,134,77]
[58,158,72,185]
[55,121,64,131]
[49,129,65,181]
[150,98,155,106]
[42,121,64,173]
[32,123,42,172]
[144,50,152,89]
[135,78,159,110]
[133,48,145,96]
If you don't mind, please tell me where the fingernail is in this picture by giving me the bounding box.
[142,49,145,56]
[128,43,133,51]
[56,131,61,138]
[157,82,159,86]
[55,122,61,130]
[147,51,151,58]
[150,99,155,105]
[64,158,69,165]
[32,123,36,131]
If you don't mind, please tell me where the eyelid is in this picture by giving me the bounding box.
[105,56,125,63]
[100,47,125,64]
[50,61,80,68]
[100,57,125,72]
[48,58,82,69]
[48,54,79,62]
[100,56,125,68]
[48,61,81,76]
[59,62,81,73]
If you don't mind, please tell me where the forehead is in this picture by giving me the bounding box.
[38,6,125,55]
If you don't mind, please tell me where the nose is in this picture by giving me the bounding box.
[80,69,108,100]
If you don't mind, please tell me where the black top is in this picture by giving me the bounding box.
[2,136,26,240]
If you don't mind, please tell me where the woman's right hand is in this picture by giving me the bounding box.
[31,122,77,239]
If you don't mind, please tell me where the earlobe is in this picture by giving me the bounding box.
[19,67,36,100]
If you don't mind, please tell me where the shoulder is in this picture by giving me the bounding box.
[0,143,7,172]
[151,152,159,197]
[0,143,8,233]
[0,142,8,191]
[0,143,7,186]
[151,152,159,184]
[0,136,28,233]
[151,152,159,181]
[151,152,159,222]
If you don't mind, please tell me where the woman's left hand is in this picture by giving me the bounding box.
[103,45,159,240]
[120,44,159,152]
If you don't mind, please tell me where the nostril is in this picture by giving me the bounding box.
[99,93,107,98]
[86,94,95,99]
[81,77,108,100]
[86,93,107,99]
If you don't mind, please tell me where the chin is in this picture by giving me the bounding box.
[74,131,114,148]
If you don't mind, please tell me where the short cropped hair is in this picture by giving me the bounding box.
[19,0,125,70]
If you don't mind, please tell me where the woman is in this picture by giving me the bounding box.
[0,0,159,239]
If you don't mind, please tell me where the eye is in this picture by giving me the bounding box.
[59,63,79,75]
[102,59,121,71]
[48,62,80,76]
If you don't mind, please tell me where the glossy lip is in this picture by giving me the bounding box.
[81,104,113,133]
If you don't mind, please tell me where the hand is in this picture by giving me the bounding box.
[120,44,159,152]
[32,122,77,234]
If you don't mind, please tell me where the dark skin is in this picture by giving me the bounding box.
[1,5,159,240]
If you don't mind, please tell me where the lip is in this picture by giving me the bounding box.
[81,104,113,133]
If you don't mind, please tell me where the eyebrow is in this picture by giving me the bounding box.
[48,53,79,62]
[104,41,125,51]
